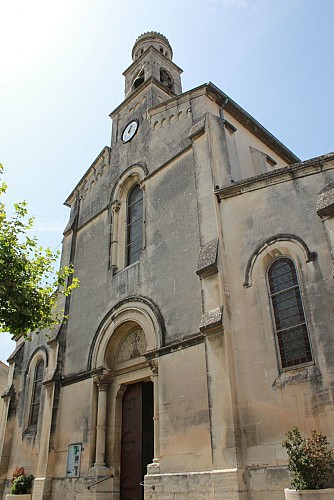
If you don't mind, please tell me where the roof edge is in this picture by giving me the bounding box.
[215,151,334,198]
[64,146,111,207]
[206,82,300,164]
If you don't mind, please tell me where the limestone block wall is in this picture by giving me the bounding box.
[158,343,212,473]
[216,159,334,496]
[63,146,204,377]
[144,468,248,500]
[223,110,289,180]
[50,379,95,478]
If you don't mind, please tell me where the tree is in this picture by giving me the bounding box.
[0,165,79,339]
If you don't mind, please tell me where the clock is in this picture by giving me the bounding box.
[122,120,139,142]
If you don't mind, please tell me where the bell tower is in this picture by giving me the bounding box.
[123,31,183,99]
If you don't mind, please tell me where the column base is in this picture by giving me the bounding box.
[146,458,160,475]
[32,477,52,500]
[83,465,114,497]
[89,465,113,478]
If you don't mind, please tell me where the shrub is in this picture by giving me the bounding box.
[10,468,34,495]
[282,427,334,490]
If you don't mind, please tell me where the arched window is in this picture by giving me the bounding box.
[160,69,174,91]
[133,68,145,89]
[28,360,44,426]
[126,184,143,265]
[268,257,312,369]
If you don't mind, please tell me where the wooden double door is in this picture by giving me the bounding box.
[120,381,154,500]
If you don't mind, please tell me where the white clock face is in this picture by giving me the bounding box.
[122,120,139,142]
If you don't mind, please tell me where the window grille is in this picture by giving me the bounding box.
[126,184,143,266]
[29,360,44,426]
[268,258,312,368]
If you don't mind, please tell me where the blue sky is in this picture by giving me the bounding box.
[1,0,333,362]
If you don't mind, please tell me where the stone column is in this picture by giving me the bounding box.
[94,375,110,467]
[147,360,160,475]
[110,200,121,272]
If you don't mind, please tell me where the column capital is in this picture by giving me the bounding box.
[111,200,121,214]
[148,359,158,376]
[94,372,112,391]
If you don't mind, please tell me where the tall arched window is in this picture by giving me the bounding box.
[126,184,143,266]
[268,257,312,369]
[29,360,44,426]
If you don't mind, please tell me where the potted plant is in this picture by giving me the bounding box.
[282,427,334,499]
[6,467,34,499]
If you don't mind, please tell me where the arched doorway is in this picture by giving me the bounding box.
[89,300,161,499]
[106,323,154,500]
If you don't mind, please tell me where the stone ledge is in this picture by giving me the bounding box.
[196,238,218,278]
[316,181,334,217]
[200,307,223,334]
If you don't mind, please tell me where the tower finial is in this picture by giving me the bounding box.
[132,31,173,61]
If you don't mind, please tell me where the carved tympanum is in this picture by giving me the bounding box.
[117,328,147,363]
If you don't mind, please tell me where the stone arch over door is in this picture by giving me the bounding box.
[88,298,162,499]
[89,297,162,371]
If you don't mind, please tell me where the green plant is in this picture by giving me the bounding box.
[10,467,34,494]
[0,164,79,339]
[283,427,334,490]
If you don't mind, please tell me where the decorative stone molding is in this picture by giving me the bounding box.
[196,238,218,278]
[94,373,112,392]
[42,369,58,388]
[148,359,158,376]
[117,328,147,363]
[200,307,223,334]
[89,297,163,371]
[111,200,121,214]
[151,107,191,131]
[145,333,204,360]
[244,234,316,288]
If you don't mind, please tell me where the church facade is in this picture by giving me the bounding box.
[1,32,334,500]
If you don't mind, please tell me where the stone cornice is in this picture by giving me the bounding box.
[147,84,208,117]
[148,82,300,164]
[215,152,334,200]
[61,366,105,387]
[109,76,175,119]
[145,333,204,360]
